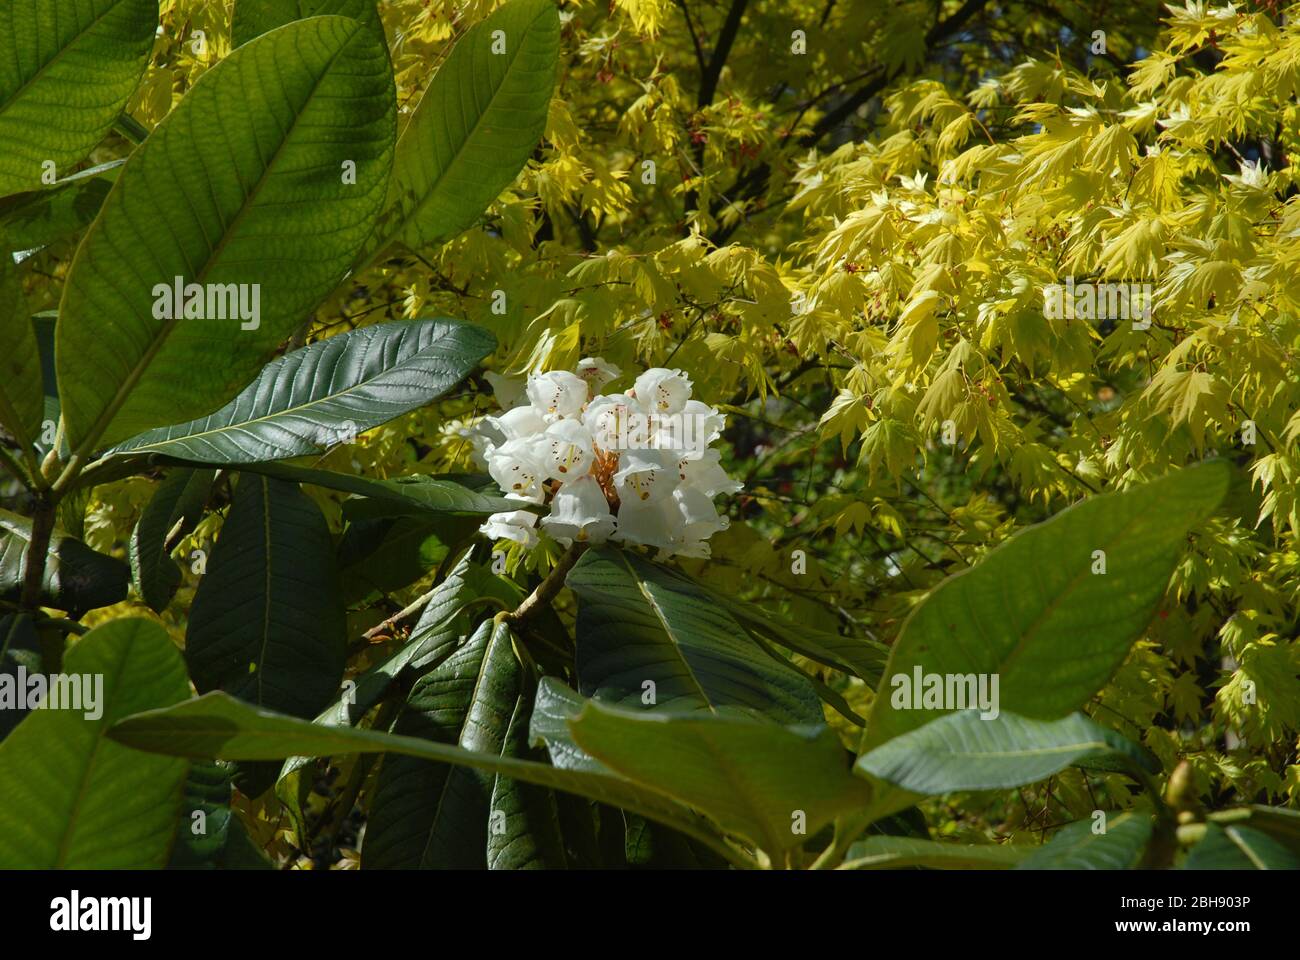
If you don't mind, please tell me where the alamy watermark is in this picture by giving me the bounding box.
[151,275,261,330]
[889,666,1000,719]
[1042,276,1153,328]
[0,668,103,720]
[50,891,151,940]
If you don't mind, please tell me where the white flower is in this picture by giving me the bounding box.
[479,510,539,548]
[574,357,621,390]
[541,475,615,545]
[678,447,743,496]
[526,370,588,418]
[484,371,527,410]
[613,448,680,503]
[486,437,547,503]
[474,362,737,559]
[633,367,692,415]
[655,399,726,453]
[611,496,681,550]
[540,419,594,480]
[466,404,546,466]
[673,484,729,541]
[583,394,637,451]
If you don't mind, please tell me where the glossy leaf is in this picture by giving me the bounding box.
[856,710,1156,794]
[0,0,156,195]
[0,618,190,867]
[568,547,823,724]
[185,475,346,718]
[107,320,494,464]
[864,462,1233,751]
[56,15,396,453]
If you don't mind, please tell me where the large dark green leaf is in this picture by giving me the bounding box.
[856,710,1155,795]
[1183,822,1300,870]
[186,475,345,719]
[0,0,156,195]
[129,467,215,612]
[107,320,495,464]
[108,690,742,865]
[232,0,383,47]
[1016,813,1154,869]
[568,548,823,724]
[364,619,519,868]
[864,462,1233,751]
[488,693,570,869]
[360,0,559,264]
[0,260,40,452]
[567,701,872,856]
[0,618,190,867]
[56,15,396,454]
[0,508,128,613]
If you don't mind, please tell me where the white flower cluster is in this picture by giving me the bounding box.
[469,359,742,558]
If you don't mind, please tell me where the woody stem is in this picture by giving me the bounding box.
[501,542,587,629]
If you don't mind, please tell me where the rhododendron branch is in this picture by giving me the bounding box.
[502,542,588,628]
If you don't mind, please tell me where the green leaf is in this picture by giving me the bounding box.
[129,467,215,612]
[0,507,128,613]
[360,0,559,264]
[568,547,823,724]
[107,320,494,464]
[856,710,1155,794]
[364,619,520,868]
[1016,813,1154,869]
[108,690,741,865]
[0,0,156,195]
[192,461,520,517]
[567,702,872,855]
[1183,822,1300,870]
[864,462,1233,751]
[56,14,396,454]
[529,675,611,773]
[0,618,190,867]
[488,693,570,869]
[232,0,383,47]
[841,835,1031,870]
[0,260,41,452]
[0,159,121,258]
[186,474,346,719]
